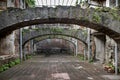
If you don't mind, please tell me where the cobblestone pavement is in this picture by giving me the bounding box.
[0,54,119,80]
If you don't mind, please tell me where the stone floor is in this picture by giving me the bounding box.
[0,54,120,80]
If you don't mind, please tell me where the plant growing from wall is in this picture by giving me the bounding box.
[51,28,63,33]
[92,12,101,23]
[109,8,120,21]
[25,0,36,7]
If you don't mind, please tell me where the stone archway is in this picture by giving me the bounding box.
[33,38,77,55]
[0,6,120,42]
[22,28,87,46]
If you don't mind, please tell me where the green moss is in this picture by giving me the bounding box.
[95,7,120,21]
[95,7,111,12]
[109,9,120,21]
[51,28,63,33]
[92,12,101,23]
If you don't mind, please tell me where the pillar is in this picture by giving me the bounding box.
[71,38,78,56]
[116,0,118,6]
[115,42,118,75]
[19,28,23,61]
[33,44,37,55]
[113,42,120,75]
[84,45,88,60]
[106,0,110,7]
[75,40,78,56]
[87,28,91,61]
[30,40,34,54]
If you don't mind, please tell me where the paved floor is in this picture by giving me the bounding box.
[0,54,119,80]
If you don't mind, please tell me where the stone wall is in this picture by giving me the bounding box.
[94,35,106,64]
[105,36,115,64]
[77,40,84,55]
[0,32,15,55]
[14,30,20,56]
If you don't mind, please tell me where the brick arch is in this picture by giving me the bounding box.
[0,6,120,42]
[22,29,87,47]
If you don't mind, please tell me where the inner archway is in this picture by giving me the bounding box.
[23,34,86,57]
[35,38,76,56]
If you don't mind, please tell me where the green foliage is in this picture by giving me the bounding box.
[3,64,9,70]
[51,28,63,33]
[95,7,120,21]
[95,7,111,12]
[0,66,4,72]
[107,63,115,69]
[26,55,32,59]
[22,29,30,35]
[33,28,39,31]
[82,29,87,37]
[89,59,94,63]
[0,58,21,73]
[14,59,20,64]
[118,67,120,73]
[9,61,16,67]
[76,0,87,5]
[0,64,10,72]
[77,54,84,61]
[109,8,120,21]
[92,12,101,23]
[25,0,36,7]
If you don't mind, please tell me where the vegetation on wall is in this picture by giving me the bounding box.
[22,29,30,35]
[92,12,101,23]
[25,0,36,7]
[51,28,63,33]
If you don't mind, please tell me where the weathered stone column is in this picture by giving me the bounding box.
[33,44,37,55]
[84,45,88,60]
[30,40,34,54]
[75,40,78,56]
[116,43,120,67]
[115,42,118,74]
[94,33,106,64]
[112,41,120,75]
[87,28,91,61]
